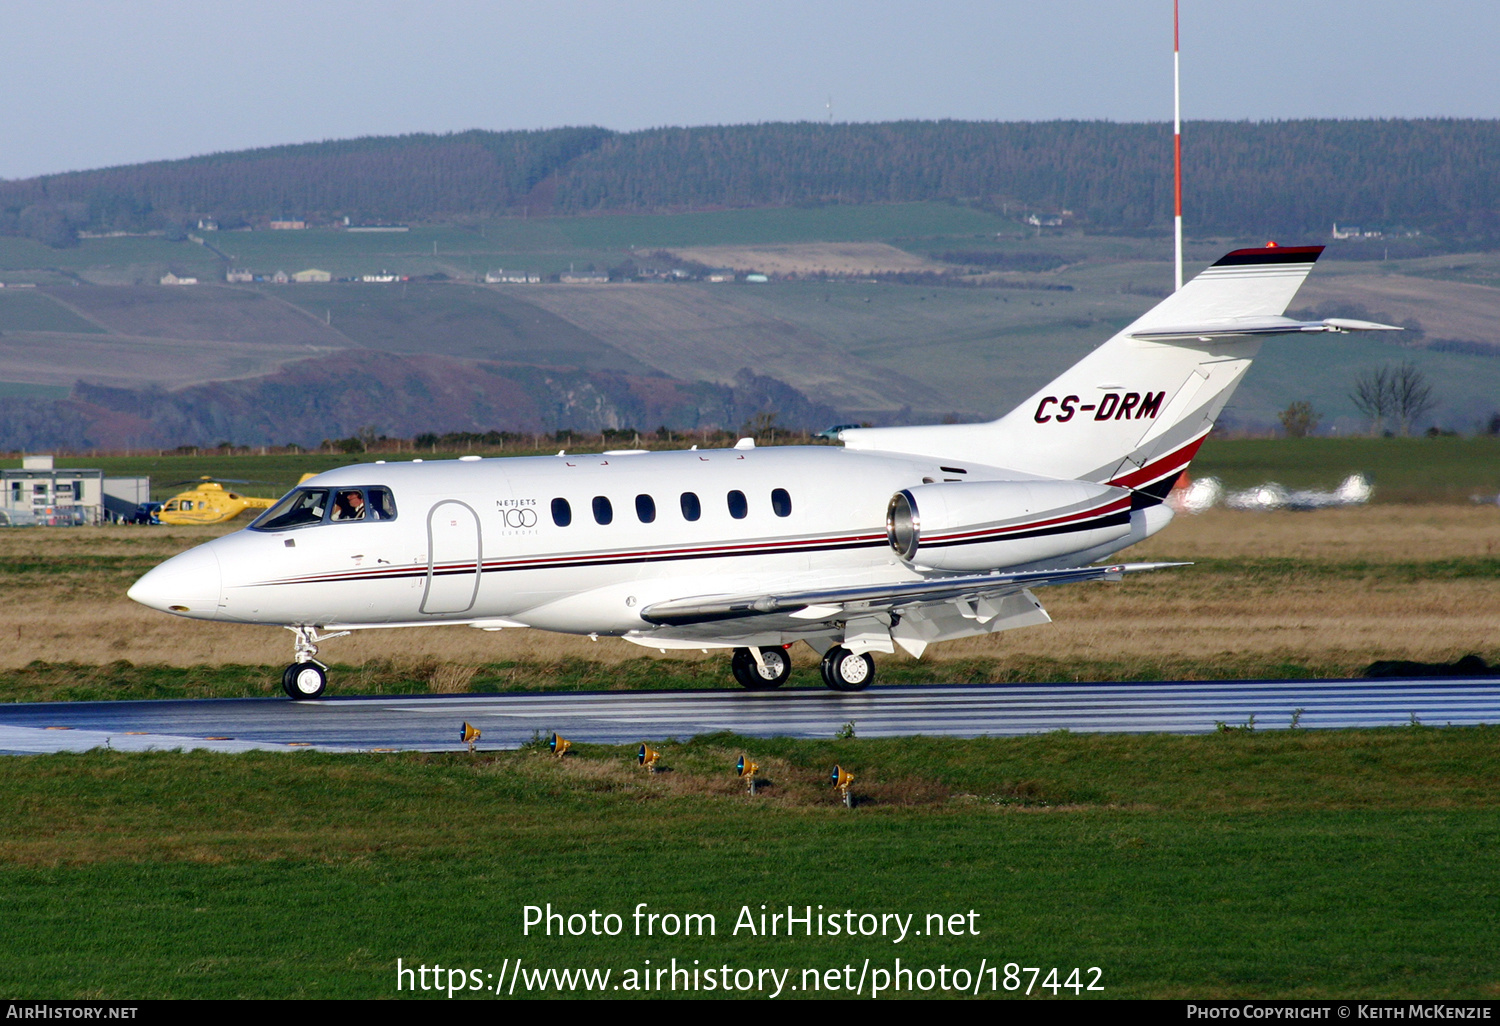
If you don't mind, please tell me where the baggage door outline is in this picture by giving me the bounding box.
[421,500,482,614]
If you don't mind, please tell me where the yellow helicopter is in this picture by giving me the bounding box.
[157,477,284,526]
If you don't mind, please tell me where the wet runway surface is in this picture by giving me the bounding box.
[2,677,1497,754]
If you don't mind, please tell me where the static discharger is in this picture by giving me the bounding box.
[461,721,481,754]
[638,743,662,773]
[831,765,856,808]
[737,754,760,796]
[549,732,572,758]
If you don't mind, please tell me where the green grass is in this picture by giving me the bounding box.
[0,289,105,332]
[551,201,1012,249]
[1,729,1497,998]
[0,648,1456,706]
[1192,436,1500,501]
[47,435,1500,505]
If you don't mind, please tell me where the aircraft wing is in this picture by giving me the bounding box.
[639,562,1187,628]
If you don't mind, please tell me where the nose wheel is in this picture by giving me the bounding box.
[282,662,327,699]
[820,646,875,692]
[731,646,792,690]
[280,625,348,700]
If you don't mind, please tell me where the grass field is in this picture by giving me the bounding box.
[1190,437,1500,502]
[2,728,1498,998]
[49,434,1500,504]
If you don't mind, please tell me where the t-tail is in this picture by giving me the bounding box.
[841,245,1397,495]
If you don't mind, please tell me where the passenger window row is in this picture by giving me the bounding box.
[551,489,792,527]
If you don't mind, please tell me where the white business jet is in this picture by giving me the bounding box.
[129,245,1395,698]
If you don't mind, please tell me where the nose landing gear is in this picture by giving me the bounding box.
[280,625,349,699]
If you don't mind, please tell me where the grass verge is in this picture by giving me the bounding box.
[0,652,1391,704]
[1,727,1497,998]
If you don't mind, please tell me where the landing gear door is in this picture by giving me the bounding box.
[421,500,482,614]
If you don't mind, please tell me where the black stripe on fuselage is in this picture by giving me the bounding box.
[260,534,887,587]
[922,510,1133,550]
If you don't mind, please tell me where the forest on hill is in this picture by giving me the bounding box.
[2,120,1497,247]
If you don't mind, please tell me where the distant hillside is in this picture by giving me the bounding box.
[5,120,1499,246]
[0,352,840,451]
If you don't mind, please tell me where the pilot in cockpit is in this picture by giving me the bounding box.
[332,490,366,521]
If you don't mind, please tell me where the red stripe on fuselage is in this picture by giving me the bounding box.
[1107,434,1207,490]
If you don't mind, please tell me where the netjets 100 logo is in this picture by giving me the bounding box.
[1034,391,1165,424]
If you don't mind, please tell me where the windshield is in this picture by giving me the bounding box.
[249,486,398,531]
[251,489,329,531]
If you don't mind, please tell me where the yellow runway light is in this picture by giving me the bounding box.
[461,721,482,753]
[831,765,856,808]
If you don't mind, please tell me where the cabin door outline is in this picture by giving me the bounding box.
[421,500,482,614]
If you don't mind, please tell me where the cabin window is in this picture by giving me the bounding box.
[551,497,572,527]
[771,488,792,517]
[592,496,613,525]
[635,494,656,523]
[252,488,330,531]
[680,491,701,521]
[727,490,748,519]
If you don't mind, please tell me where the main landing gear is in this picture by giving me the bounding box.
[820,646,875,692]
[728,644,877,692]
[280,625,349,699]
[731,646,792,690]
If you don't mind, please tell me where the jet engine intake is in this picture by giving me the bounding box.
[886,480,1135,572]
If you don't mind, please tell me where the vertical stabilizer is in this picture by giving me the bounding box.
[841,246,1325,490]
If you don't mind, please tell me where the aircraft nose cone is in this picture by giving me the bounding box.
[128,545,222,618]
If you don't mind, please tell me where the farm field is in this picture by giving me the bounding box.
[0,210,1496,432]
[2,728,1498,998]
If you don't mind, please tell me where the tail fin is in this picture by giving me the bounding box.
[842,246,1371,492]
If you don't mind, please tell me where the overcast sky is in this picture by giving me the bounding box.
[2,0,1497,180]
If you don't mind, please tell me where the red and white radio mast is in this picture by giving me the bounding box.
[1173,0,1183,291]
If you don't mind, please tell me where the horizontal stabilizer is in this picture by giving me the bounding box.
[641,561,1188,627]
[1133,316,1402,342]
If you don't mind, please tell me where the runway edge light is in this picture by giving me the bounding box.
[737,754,760,795]
[639,743,661,772]
[831,765,855,808]
[549,732,572,758]
[461,721,481,754]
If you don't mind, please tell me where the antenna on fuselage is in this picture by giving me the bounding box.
[1173,0,1183,291]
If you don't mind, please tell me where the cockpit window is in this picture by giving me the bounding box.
[332,490,365,521]
[251,486,397,531]
[252,489,329,531]
[367,487,396,520]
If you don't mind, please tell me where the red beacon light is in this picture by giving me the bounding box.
[1265,240,1279,248]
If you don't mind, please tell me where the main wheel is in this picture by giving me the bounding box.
[282,662,327,699]
[820,646,875,692]
[731,646,791,690]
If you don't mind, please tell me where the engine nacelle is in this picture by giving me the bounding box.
[886,479,1136,572]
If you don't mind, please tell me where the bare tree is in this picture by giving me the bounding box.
[1349,366,1394,436]
[1278,400,1320,438]
[1390,361,1436,436]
